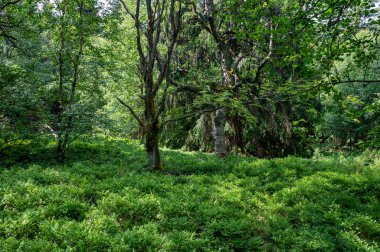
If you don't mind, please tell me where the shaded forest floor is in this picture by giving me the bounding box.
[0,138,379,251]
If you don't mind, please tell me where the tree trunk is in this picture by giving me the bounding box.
[230,115,245,153]
[212,108,227,157]
[211,47,232,157]
[118,0,181,171]
[146,122,162,170]
[57,135,66,163]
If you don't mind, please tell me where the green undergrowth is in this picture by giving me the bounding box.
[0,138,379,251]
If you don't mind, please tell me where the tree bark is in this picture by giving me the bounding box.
[119,0,182,170]
[212,108,227,157]
[57,137,65,163]
[211,47,232,157]
[145,87,163,170]
[146,122,162,170]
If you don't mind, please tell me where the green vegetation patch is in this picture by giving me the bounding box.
[0,139,379,251]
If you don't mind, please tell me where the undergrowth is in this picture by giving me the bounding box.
[0,138,379,251]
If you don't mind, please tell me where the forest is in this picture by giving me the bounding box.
[0,0,380,251]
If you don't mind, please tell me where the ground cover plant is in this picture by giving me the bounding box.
[0,139,379,251]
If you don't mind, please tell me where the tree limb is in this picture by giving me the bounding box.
[168,75,203,94]
[116,96,145,127]
[160,108,217,127]
[119,0,136,20]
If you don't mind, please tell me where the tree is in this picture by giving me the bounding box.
[40,0,102,162]
[184,0,379,157]
[0,0,43,154]
[0,0,23,45]
[319,30,380,149]
[117,0,182,170]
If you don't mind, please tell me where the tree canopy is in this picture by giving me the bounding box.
[0,0,379,167]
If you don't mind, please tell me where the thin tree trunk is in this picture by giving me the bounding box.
[56,5,66,163]
[57,136,65,163]
[55,1,84,163]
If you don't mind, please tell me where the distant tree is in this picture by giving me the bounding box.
[320,30,380,149]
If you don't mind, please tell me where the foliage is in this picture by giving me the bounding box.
[0,0,379,250]
[0,139,379,251]
[319,30,380,150]
[0,0,108,160]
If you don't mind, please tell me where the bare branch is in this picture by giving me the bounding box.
[116,97,145,127]
[232,22,276,90]
[133,0,146,71]
[153,0,181,95]
[119,0,136,20]
[331,80,380,85]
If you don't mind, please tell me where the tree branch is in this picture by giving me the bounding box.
[332,80,380,84]
[119,0,136,20]
[168,75,203,94]
[160,108,217,128]
[116,96,145,127]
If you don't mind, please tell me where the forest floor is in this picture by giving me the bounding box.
[0,138,379,251]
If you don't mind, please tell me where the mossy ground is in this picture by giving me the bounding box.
[0,138,379,251]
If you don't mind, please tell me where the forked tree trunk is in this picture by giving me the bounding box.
[118,0,181,170]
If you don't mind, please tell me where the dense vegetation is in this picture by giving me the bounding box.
[1,139,380,251]
[1,0,380,250]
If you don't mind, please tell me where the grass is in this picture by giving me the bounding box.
[0,138,379,251]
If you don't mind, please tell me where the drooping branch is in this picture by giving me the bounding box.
[332,80,380,85]
[168,76,203,94]
[160,108,218,127]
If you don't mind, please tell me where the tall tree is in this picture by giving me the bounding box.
[41,0,101,162]
[187,0,379,157]
[117,0,182,170]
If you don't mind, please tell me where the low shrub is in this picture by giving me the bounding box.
[0,139,379,251]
